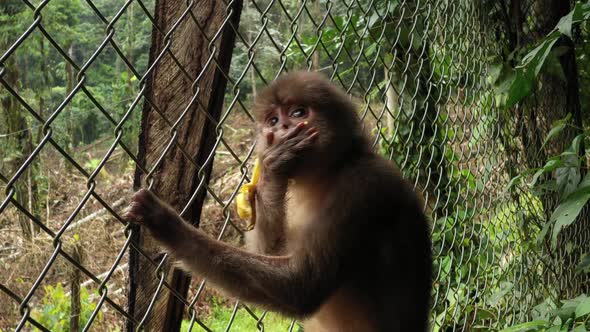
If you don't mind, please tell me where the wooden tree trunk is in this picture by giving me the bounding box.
[1,55,34,241]
[126,1,243,331]
[384,67,398,138]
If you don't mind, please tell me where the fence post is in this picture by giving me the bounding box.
[126,1,243,331]
[69,242,82,332]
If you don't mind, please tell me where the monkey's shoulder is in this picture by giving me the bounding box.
[330,154,428,229]
[338,154,418,202]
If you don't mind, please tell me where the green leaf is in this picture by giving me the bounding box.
[499,320,549,332]
[536,222,551,244]
[562,134,584,159]
[575,296,590,318]
[439,255,453,280]
[504,68,534,109]
[555,164,580,200]
[522,33,560,76]
[542,113,571,149]
[367,12,380,29]
[556,7,574,38]
[488,282,514,306]
[504,35,559,109]
[506,174,524,191]
[494,68,516,94]
[475,308,496,321]
[576,254,590,274]
[551,296,580,321]
[577,172,590,189]
[550,188,590,248]
[553,305,576,322]
[488,62,504,85]
[365,42,377,57]
[498,1,590,110]
[569,2,590,27]
[530,159,562,187]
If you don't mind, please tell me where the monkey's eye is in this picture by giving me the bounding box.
[290,107,307,118]
[268,116,279,126]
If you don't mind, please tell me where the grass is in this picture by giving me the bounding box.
[181,297,297,332]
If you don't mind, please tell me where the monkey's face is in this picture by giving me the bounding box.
[253,71,364,171]
[261,103,314,143]
[255,102,326,157]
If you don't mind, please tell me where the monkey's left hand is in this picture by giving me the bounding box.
[261,122,318,178]
[124,189,184,240]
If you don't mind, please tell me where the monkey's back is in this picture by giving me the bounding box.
[333,154,432,331]
[279,152,431,332]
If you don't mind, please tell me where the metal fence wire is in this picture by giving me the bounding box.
[1,0,589,331]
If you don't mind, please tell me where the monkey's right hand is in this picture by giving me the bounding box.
[123,189,183,237]
[261,122,318,178]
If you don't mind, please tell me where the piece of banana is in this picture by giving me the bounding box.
[236,159,261,230]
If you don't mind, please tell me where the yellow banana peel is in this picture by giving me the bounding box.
[236,159,261,230]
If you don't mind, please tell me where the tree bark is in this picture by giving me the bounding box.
[384,67,398,139]
[1,51,33,240]
[126,1,243,331]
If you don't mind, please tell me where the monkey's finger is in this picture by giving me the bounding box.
[275,127,317,152]
[304,127,318,136]
[131,188,159,206]
[294,127,317,142]
[305,131,319,142]
[284,122,307,140]
[122,207,143,224]
[124,192,156,219]
[294,131,319,149]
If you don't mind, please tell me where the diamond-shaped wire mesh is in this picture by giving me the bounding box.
[1,0,589,331]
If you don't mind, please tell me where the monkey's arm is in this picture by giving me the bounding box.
[248,121,317,254]
[126,189,341,317]
[163,220,335,316]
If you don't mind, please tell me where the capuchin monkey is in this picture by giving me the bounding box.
[124,71,432,332]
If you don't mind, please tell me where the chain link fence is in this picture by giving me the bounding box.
[1,0,589,331]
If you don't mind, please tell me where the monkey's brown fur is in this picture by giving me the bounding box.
[125,71,432,331]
